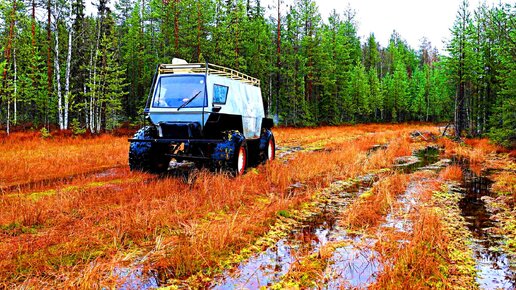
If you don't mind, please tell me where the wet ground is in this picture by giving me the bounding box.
[458,169,516,289]
[13,142,513,289]
[205,147,516,289]
[211,178,374,289]
[210,147,444,289]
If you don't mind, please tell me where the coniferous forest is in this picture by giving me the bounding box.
[0,0,514,146]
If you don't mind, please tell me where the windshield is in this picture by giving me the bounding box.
[152,75,206,108]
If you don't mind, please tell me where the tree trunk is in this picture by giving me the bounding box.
[196,1,201,61]
[54,1,63,130]
[32,0,36,46]
[64,0,74,130]
[47,0,53,112]
[90,19,101,133]
[174,0,179,54]
[276,0,281,118]
[13,47,17,125]
[3,0,17,134]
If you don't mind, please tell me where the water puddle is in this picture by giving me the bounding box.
[211,178,374,289]
[276,146,304,159]
[381,182,420,234]
[114,266,159,290]
[322,179,427,289]
[323,236,381,289]
[458,169,516,289]
[211,147,443,289]
[367,144,388,155]
[393,146,440,173]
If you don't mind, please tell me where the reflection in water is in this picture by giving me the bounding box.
[458,169,515,289]
[324,237,381,289]
[114,266,159,290]
[211,179,372,289]
[211,148,446,289]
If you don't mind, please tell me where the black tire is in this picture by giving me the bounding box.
[129,126,171,173]
[211,131,247,175]
[259,129,276,163]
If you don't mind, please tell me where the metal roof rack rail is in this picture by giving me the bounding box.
[158,63,260,87]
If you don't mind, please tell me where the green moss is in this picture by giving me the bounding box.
[277,210,291,218]
[1,222,40,235]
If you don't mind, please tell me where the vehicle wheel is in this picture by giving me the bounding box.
[231,141,248,176]
[259,129,276,163]
[211,131,247,175]
[129,126,171,173]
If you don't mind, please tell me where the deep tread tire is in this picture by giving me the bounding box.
[129,126,171,173]
[259,129,276,163]
[212,131,247,175]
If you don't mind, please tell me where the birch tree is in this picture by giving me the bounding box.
[63,0,74,129]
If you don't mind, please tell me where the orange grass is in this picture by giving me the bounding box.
[373,207,450,289]
[370,171,466,289]
[341,173,410,230]
[464,138,499,153]
[439,165,464,182]
[0,133,128,189]
[440,137,501,166]
[0,124,441,287]
[491,171,516,202]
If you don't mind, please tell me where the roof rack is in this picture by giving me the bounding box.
[158,63,261,87]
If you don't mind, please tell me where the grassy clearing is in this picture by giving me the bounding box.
[0,133,128,189]
[3,124,493,288]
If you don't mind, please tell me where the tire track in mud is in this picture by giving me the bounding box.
[0,165,128,194]
[321,175,435,289]
[210,175,377,289]
[317,150,460,289]
[208,146,445,289]
[0,138,320,196]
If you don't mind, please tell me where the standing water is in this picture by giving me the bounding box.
[458,169,515,289]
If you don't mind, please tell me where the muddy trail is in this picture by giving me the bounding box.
[0,166,127,194]
[3,126,515,289]
[457,168,516,289]
[0,143,317,196]
[210,178,375,289]
[207,147,443,289]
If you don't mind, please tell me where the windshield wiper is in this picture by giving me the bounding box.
[177,90,202,111]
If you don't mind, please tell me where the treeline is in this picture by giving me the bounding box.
[0,0,514,145]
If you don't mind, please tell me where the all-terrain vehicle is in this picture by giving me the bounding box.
[129,59,275,175]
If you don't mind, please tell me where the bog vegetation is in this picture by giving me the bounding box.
[0,124,514,288]
[0,0,514,145]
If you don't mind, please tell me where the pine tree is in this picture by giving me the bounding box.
[363,33,381,74]
[487,3,516,147]
[447,0,476,138]
[346,63,370,122]
[367,68,382,121]
[86,12,127,132]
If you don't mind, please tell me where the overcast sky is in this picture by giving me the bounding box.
[266,0,511,52]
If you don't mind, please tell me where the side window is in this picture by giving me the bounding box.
[213,84,229,104]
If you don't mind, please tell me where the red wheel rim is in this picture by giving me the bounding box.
[268,139,275,161]
[237,146,246,175]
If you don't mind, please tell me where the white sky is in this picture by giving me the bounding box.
[266,0,512,52]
